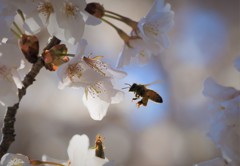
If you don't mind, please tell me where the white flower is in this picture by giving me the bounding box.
[203,78,240,166]
[58,39,126,120]
[67,134,108,166]
[194,157,229,166]
[0,41,24,106]
[1,0,99,44]
[82,80,124,120]
[42,134,109,166]
[117,0,174,68]
[0,153,31,166]
[48,0,87,44]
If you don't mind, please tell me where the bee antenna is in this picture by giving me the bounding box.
[124,83,131,86]
[122,87,130,90]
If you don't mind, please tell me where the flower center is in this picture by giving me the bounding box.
[66,63,83,81]
[87,82,106,98]
[0,65,12,81]
[144,23,159,36]
[64,2,79,18]
[83,56,107,76]
[37,1,54,18]
[7,158,24,166]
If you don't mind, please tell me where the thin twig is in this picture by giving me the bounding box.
[0,36,61,158]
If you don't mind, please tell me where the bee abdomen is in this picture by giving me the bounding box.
[147,90,163,103]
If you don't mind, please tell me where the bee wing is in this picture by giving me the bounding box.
[146,90,163,103]
[143,80,162,87]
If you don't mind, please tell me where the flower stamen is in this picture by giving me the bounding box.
[0,65,12,82]
[66,63,83,81]
[7,158,25,166]
[83,56,107,76]
[37,1,54,21]
[144,23,159,36]
[64,2,80,18]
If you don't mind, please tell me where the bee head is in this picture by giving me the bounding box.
[129,83,137,92]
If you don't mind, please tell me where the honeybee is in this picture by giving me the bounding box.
[95,135,105,159]
[123,82,163,108]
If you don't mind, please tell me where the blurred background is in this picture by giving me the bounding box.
[0,0,240,165]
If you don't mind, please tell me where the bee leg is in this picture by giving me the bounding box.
[132,97,138,102]
[137,100,143,108]
[138,97,148,107]
[135,93,140,98]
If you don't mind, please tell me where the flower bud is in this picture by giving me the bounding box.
[85,3,105,18]
[19,34,39,63]
[42,44,69,71]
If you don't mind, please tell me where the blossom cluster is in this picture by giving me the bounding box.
[0,0,175,165]
[0,0,174,120]
[194,57,240,166]
[0,134,109,166]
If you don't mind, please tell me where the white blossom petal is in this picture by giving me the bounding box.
[85,150,109,166]
[117,0,174,67]
[82,11,102,25]
[67,134,90,166]
[203,78,239,101]
[11,69,23,89]
[203,77,240,165]
[0,153,31,166]
[145,0,165,18]
[83,92,110,121]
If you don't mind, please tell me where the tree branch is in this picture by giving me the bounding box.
[0,36,61,158]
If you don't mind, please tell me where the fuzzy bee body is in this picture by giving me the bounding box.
[128,83,163,107]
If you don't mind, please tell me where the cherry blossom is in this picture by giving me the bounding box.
[42,134,109,166]
[117,0,174,68]
[202,77,240,166]
[0,41,24,107]
[1,0,99,44]
[58,39,126,120]
[67,134,108,166]
[0,153,31,166]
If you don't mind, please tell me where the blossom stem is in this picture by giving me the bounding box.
[17,9,25,22]
[104,10,130,20]
[31,160,65,166]
[10,28,21,39]
[13,21,23,35]
[101,18,132,47]
[0,36,61,158]
[104,14,123,22]
[104,10,138,30]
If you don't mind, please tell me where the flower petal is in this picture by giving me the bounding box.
[67,134,89,166]
[82,11,102,25]
[203,78,239,100]
[85,149,109,166]
[82,92,110,120]
[1,153,31,166]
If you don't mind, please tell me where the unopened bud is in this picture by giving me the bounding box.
[42,44,69,71]
[19,34,39,63]
[85,3,105,18]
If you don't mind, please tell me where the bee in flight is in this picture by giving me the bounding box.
[123,82,163,108]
